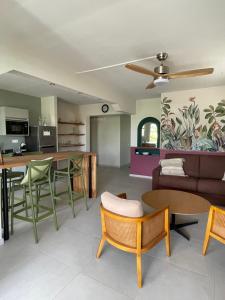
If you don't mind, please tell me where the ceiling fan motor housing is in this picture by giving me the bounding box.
[154,65,169,75]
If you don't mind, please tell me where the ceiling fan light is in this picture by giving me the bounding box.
[154,77,169,86]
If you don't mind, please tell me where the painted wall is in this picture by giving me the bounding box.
[130,97,161,146]
[90,115,121,167]
[41,96,58,126]
[78,103,121,151]
[0,89,41,151]
[120,115,131,166]
[161,85,225,152]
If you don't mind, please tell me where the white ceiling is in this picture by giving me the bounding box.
[1,0,225,101]
[0,71,104,105]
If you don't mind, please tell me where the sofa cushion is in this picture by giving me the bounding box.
[165,153,199,177]
[101,191,144,218]
[198,179,225,196]
[158,175,198,191]
[199,155,225,180]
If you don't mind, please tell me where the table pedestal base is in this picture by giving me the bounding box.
[170,214,198,241]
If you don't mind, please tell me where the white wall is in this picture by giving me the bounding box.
[41,96,57,126]
[120,115,131,166]
[90,115,121,167]
[131,97,161,146]
[78,103,121,151]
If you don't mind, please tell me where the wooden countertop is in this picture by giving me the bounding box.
[0,151,96,169]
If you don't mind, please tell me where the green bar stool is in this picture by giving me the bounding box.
[10,157,58,243]
[0,154,24,217]
[53,154,88,217]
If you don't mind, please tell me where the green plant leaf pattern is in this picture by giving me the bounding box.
[161,97,225,151]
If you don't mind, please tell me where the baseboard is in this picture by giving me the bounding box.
[129,174,152,179]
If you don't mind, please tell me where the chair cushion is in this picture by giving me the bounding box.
[101,192,143,218]
[21,157,53,185]
[165,153,200,177]
[199,155,225,180]
[198,179,225,196]
[158,175,197,191]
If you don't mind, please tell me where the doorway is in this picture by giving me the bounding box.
[90,115,131,167]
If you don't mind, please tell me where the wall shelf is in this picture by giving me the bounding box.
[58,133,85,136]
[59,144,85,147]
[58,121,85,126]
[58,119,85,149]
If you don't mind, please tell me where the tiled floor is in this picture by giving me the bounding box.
[0,166,224,300]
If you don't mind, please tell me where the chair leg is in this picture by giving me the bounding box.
[49,180,59,231]
[35,186,39,219]
[68,177,75,218]
[202,207,213,256]
[165,232,171,257]
[96,237,105,258]
[29,189,39,243]
[53,173,57,205]
[81,173,88,211]
[24,187,28,217]
[10,184,15,235]
[136,254,142,288]
[202,233,210,256]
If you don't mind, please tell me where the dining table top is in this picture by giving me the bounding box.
[0,151,96,169]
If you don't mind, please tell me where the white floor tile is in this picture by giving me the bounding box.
[54,273,132,300]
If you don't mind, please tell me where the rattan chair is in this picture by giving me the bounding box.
[96,193,170,288]
[202,205,225,255]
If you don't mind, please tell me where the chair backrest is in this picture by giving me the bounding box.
[21,157,53,185]
[67,154,83,174]
[208,206,225,241]
[100,193,169,252]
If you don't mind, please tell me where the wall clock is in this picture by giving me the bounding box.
[101,104,109,113]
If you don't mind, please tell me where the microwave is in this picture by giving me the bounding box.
[0,107,29,136]
[5,119,29,136]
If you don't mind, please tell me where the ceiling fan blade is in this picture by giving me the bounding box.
[164,68,214,79]
[125,64,159,77]
[146,81,156,89]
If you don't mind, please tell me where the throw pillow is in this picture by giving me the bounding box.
[161,166,186,176]
[160,158,184,168]
[21,157,53,185]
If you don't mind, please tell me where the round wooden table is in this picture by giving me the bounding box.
[142,189,210,240]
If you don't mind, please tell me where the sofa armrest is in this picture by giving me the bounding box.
[152,165,161,190]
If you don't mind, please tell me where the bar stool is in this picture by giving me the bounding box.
[10,157,58,243]
[53,154,88,217]
[0,154,24,217]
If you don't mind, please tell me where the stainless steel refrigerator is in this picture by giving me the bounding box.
[25,126,57,153]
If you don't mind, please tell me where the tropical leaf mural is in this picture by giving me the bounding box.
[161,97,225,151]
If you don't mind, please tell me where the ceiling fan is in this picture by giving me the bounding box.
[125,52,214,89]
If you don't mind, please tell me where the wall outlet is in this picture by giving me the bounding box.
[12,139,19,144]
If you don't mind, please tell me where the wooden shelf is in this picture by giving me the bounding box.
[58,121,85,126]
[58,133,85,136]
[59,144,85,147]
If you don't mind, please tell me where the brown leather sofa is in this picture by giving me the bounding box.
[152,153,225,206]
